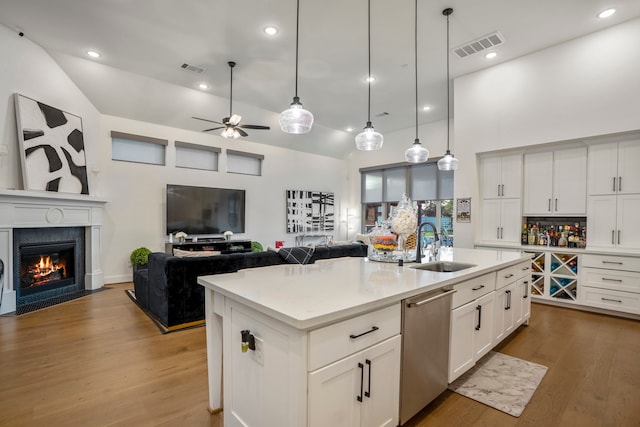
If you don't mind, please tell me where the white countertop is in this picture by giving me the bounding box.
[198,247,529,330]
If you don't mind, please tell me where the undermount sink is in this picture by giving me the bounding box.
[411,261,477,273]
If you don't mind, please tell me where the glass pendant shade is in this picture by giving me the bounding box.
[405,139,429,163]
[437,150,459,170]
[279,96,314,134]
[355,122,384,151]
[221,127,240,139]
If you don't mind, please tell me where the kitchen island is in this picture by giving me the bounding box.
[198,247,531,426]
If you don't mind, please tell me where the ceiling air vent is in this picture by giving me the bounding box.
[181,63,205,74]
[453,32,505,59]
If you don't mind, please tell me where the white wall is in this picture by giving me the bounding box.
[0,24,101,193]
[99,115,349,283]
[453,17,640,249]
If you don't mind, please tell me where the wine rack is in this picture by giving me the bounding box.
[526,250,580,303]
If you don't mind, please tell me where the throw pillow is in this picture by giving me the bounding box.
[173,248,221,258]
[277,246,316,264]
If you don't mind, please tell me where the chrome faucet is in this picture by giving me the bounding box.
[415,222,440,263]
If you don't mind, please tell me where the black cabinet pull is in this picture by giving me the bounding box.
[472,285,485,291]
[524,281,529,298]
[365,359,372,398]
[357,362,364,402]
[475,305,482,331]
[349,326,379,340]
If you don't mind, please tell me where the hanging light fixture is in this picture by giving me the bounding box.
[437,7,459,171]
[279,0,314,134]
[404,0,429,163]
[355,0,383,151]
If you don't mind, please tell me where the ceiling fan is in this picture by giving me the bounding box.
[193,61,270,139]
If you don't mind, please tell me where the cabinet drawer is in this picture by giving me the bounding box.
[452,272,496,309]
[496,265,518,289]
[581,286,640,314]
[582,254,640,272]
[516,261,532,280]
[582,269,640,293]
[308,303,400,371]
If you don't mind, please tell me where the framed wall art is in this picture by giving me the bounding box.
[286,190,334,233]
[14,93,89,194]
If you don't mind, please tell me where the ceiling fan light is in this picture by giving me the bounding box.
[221,127,240,139]
[280,97,314,134]
[355,122,383,151]
[405,140,429,163]
[437,151,459,170]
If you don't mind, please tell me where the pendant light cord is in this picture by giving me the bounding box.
[367,0,372,123]
[446,11,450,151]
[294,0,300,98]
[414,0,418,141]
[229,63,233,116]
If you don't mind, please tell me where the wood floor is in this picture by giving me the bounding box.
[1,282,639,427]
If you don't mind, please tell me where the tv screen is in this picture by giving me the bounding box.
[166,184,245,235]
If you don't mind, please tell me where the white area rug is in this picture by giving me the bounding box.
[448,351,547,417]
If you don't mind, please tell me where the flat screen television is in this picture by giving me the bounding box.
[166,184,246,235]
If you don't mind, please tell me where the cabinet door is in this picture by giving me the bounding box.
[617,140,640,194]
[500,198,523,244]
[501,154,523,198]
[360,336,401,427]
[587,195,617,249]
[481,199,502,243]
[480,156,503,199]
[553,147,587,215]
[587,142,618,195]
[493,284,515,344]
[473,291,496,361]
[514,277,531,325]
[617,194,640,251]
[523,151,553,215]
[449,300,477,383]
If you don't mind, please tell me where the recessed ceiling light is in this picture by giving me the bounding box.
[264,26,278,35]
[198,83,209,90]
[485,52,497,59]
[598,8,616,19]
[423,106,431,111]
[87,50,101,58]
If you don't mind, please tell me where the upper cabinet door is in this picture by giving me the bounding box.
[588,142,620,195]
[500,154,523,199]
[480,156,503,199]
[553,146,587,215]
[523,151,553,215]
[617,140,640,195]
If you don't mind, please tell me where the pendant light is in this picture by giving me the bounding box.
[437,7,459,171]
[404,0,429,164]
[355,0,383,151]
[279,0,314,134]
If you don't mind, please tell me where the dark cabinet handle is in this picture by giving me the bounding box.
[475,305,482,331]
[365,359,372,398]
[357,362,364,402]
[619,176,622,191]
[349,326,379,340]
[523,281,529,298]
[613,177,617,192]
[472,285,485,291]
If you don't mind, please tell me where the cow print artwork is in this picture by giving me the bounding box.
[15,94,89,195]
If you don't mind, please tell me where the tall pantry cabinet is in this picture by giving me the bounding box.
[479,153,522,244]
[587,140,640,251]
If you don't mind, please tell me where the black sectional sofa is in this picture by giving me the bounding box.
[132,244,368,330]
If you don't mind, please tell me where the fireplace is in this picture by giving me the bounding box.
[13,227,85,306]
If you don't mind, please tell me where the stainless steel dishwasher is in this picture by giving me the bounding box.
[399,286,455,425]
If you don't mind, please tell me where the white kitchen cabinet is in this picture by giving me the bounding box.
[523,146,587,216]
[449,290,496,383]
[588,140,640,196]
[480,153,522,199]
[587,194,640,251]
[481,198,522,244]
[580,254,640,315]
[308,335,400,427]
[494,262,531,344]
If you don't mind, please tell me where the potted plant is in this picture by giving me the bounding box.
[130,247,152,272]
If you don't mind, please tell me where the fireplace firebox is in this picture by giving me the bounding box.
[13,227,85,307]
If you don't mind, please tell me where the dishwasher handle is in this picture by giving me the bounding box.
[406,288,456,308]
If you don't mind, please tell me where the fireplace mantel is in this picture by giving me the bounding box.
[0,189,107,314]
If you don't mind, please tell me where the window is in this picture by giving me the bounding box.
[111,131,167,165]
[360,161,454,245]
[175,141,220,171]
[226,149,264,176]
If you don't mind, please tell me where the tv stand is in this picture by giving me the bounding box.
[165,239,252,255]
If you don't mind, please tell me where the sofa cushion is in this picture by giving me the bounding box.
[173,248,222,257]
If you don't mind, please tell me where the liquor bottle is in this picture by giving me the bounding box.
[522,224,528,245]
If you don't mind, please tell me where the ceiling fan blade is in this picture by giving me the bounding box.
[239,124,270,130]
[229,114,242,125]
[203,126,225,132]
[236,128,249,137]
[193,116,223,125]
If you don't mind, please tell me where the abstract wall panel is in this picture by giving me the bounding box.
[286,190,334,233]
